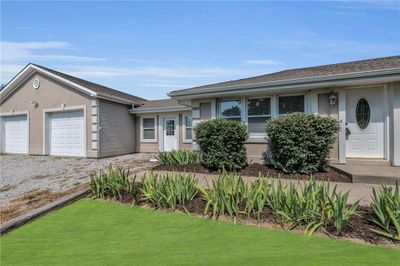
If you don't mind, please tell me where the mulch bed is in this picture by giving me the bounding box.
[102,192,399,247]
[153,163,352,183]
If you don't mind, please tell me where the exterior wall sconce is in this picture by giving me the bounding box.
[329,92,337,106]
[30,100,39,108]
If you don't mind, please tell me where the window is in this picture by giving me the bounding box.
[184,115,193,142]
[142,117,156,142]
[278,95,304,115]
[248,98,271,134]
[219,100,242,121]
[356,98,370,130]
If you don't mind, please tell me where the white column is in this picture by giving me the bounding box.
[338,89,346,164]
[392,83,400,166]
[211,98,217,119]
[271,95,277,119]
[308,92,318,114]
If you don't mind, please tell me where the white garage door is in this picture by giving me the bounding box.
[49,111,85,157]
[3,115,28,154]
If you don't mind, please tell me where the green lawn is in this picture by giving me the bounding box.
[1,200,399,266]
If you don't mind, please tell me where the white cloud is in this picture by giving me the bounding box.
[67,65,256,79]
[0,41,105,63]
[244,59,282,65]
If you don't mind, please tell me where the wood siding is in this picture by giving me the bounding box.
[98,99,135,157]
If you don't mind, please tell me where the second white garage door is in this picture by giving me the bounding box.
[49,110,85,157]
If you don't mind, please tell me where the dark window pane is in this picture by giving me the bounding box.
[248,116,271,133]
[279,96,304,114]
[356,98,370,130]
[220,100,241,117]
[185,116,192,127]
[143,118,155,128]
[248,98,271,116]
[185,128,192,140]
[143,129,155,139]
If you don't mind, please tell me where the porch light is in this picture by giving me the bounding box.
[329,92,336,106]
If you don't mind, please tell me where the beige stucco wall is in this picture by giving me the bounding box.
[318,92,339,163]
[98,99,135,157]
[0,72,96,156]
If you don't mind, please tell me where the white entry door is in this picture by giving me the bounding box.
[346,88,385,158]
[163,117,178,152]
[3,114,28,154]
[49,110,85,157]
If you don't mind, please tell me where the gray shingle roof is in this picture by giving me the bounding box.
[169,55,400,96]
[32,64,147,103]
[134,99,189,110]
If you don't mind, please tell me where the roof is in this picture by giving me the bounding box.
[31,64,147,103]
[131,99,191,113]
[169,55,400,97]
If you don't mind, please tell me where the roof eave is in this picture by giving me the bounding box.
[129,106,191,114]
[168,68,400,99]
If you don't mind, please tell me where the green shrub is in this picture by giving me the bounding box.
[370,182,400,241]
[195,119,248,170]
[156,150,202,166]
[266,113,339,174]
[141,172,198,210]
[90,165,139,203]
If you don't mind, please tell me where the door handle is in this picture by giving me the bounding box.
[345,128,351,140]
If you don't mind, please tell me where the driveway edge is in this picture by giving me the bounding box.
[0,188,90,235]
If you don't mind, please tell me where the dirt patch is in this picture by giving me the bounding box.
[1,185,89,224]
[153,163,352,183]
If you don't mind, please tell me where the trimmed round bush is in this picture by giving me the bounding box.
[266,113,339,174]
[195,119,248,170]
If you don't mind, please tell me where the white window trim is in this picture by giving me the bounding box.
[140,115,157,143]
[277,94,306,116]
[183,114,193,143]
[247,97,272,138]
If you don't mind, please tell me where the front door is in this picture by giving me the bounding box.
[163,117,178,151]
[346,88,385,158]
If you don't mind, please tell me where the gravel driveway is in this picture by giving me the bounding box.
[0,153,157,207]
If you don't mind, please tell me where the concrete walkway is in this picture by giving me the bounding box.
[137,170,391,206]
[331,163,400,185]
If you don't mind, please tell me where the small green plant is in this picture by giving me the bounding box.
[243,176,269,221]
[90,164,139,203]
[141,172,198,211]
[330,189,359,235]
[156,150,202,166]
[199,171,246,221]
[370,182,400,241]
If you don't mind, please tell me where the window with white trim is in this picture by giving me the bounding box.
[219,100,242,121]
[184,115,193,141]
[247,98,271,134]
[142,117,156,141]
[278,95,304,115]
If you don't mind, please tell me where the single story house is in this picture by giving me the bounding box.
[1,56,400,167]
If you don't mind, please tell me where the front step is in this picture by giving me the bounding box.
[346,158,391,166]
[331,164,400,185]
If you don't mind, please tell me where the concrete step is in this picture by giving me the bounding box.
[331,164,400,185]
[346,158,391,166]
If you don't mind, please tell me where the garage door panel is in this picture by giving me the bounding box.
[3,115,28,154]
[50,111,85,157]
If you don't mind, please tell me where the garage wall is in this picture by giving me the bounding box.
[0,73,95,156]
[98,99,135,157]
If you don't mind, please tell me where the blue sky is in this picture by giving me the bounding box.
[1,1,399,99]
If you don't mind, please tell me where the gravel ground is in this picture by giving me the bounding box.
[0,153,157,207]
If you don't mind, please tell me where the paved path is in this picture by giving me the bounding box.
[0,153,157,207]
[141,170,388,206]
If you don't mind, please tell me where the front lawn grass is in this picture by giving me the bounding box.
[1,199,399,265]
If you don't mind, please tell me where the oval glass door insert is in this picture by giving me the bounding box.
[355,98,370,130]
